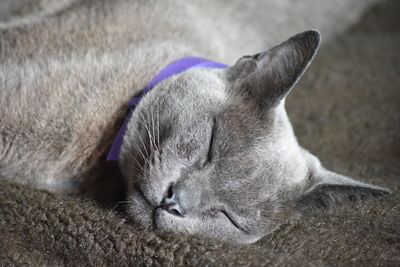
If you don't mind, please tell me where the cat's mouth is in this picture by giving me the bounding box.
[131,184,181,230]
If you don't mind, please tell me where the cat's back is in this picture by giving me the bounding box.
[0,0,220,193]
[0,0,148,192]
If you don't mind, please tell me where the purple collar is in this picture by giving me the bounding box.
[107,57,227,161]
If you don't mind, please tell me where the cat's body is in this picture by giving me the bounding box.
[0,0,389,243]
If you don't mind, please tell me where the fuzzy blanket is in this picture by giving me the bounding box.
[1,0,399,265]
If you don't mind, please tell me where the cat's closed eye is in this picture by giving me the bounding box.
[209,208,249,234]
[219,210,244,231]
[202,116,217,167]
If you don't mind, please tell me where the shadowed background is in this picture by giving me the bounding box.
[1,0,399,265]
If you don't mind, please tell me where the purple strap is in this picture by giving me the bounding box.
[107,57,227,161]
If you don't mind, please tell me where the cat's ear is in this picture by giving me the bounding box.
[296,164,391,214]
[227,30,320,107]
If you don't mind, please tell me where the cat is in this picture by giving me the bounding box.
[0,0,389,244]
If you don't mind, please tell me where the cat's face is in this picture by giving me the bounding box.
[119,31,390,244]
[121,68,308,243]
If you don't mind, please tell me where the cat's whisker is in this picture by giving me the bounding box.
[150,105,156,151]
[135,142,151,167]
[156,101,160,148]
[140,111,151,152]
[139,110,155,154]
[136,126,151,162]
[129,149,145,172]
[145,108,153,152]
[136,111,151,158]
[150,107,158,155]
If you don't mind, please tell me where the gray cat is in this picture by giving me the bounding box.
[0,0,389,244]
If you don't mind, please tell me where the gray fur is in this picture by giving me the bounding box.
[0,0,389,244]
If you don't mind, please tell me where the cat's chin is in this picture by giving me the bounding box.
[153,208,195,233]
[153,208,264,244]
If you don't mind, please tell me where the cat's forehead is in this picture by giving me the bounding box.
[146,68,267,122]
[154,68,228,109]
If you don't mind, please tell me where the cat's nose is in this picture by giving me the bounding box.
[160,184,184,217]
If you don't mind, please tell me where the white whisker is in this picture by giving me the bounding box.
[156,101,160,148]
[138,110,155,154]
[136,111,151,157]
[150,105,157,151]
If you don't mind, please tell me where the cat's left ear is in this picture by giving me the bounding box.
[227,30,320,107]
[295,163,391,214]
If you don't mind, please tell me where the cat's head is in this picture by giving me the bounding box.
[119,30,390,244]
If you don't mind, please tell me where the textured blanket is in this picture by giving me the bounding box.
[1,0,399,266]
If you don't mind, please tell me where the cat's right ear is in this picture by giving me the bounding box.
[227,30,320,108]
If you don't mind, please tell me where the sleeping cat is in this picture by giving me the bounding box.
[0,0,389,244]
